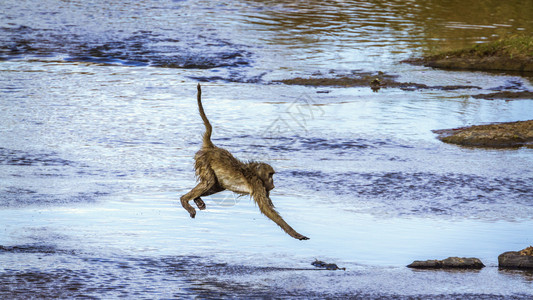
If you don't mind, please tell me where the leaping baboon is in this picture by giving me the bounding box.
[180,84,309,240]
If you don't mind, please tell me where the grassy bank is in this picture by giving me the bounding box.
[433,35,533,60]
[406,35,533,72]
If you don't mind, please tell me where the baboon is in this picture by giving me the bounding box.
[180,84,309,240]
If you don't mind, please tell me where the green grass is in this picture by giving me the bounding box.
[431,35,533,59]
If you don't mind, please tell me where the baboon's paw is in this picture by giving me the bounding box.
[194,198,206,210]
[293,233,309,240]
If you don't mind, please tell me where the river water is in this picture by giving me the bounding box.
[1,0,533,298]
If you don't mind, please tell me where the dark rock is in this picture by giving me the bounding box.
[408,257,485,269]
[407,259,442,269]
[498,246,533,269]
[441,257,485,269]
[311,259,345,270]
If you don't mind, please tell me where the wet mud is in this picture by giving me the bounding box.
[263,136,405,154]
[0,147,108,207]
[433,120,533,148]
[0,188,103,208]
[288,169,533,219]
[187,72,267,84]
[0,25,252,70]
[276,70,481,91]
[472,91,533,100]
[1,245,531,300]
[0,147,75,167]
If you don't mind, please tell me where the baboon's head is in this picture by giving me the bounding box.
[255,163,275,191]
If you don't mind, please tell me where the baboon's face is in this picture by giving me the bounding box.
[257,163,275,191]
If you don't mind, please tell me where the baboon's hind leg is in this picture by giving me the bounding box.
[181,181,214,218]
[193,198,206,210]
[193,184,224,210]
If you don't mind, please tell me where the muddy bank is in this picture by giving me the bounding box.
[275,70,480,91]
[433,120,533,148]
[404,35,533,72]
[278,70,532,100]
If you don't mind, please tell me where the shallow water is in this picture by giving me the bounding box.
[1,0,533,298]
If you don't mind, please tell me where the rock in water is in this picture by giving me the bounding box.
[498,246,533,269]
[441,257,485,268]
[433,120,533,148]
[311,259,345,270]
[407,259,442,269]
[407,257,485,269]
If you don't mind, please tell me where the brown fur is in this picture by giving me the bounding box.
[180,84,309,240]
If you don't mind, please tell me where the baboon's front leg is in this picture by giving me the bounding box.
[181,182,214,218]
[250,178,309,240]
[193,184,225,210]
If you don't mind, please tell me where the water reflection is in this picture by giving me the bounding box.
[235,0,533,72]
[243,0,533,46]
[500,269,533,282]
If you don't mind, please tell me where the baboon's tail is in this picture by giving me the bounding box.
[197,83,214,148]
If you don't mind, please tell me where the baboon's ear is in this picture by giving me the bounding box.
[251,163,261,171]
